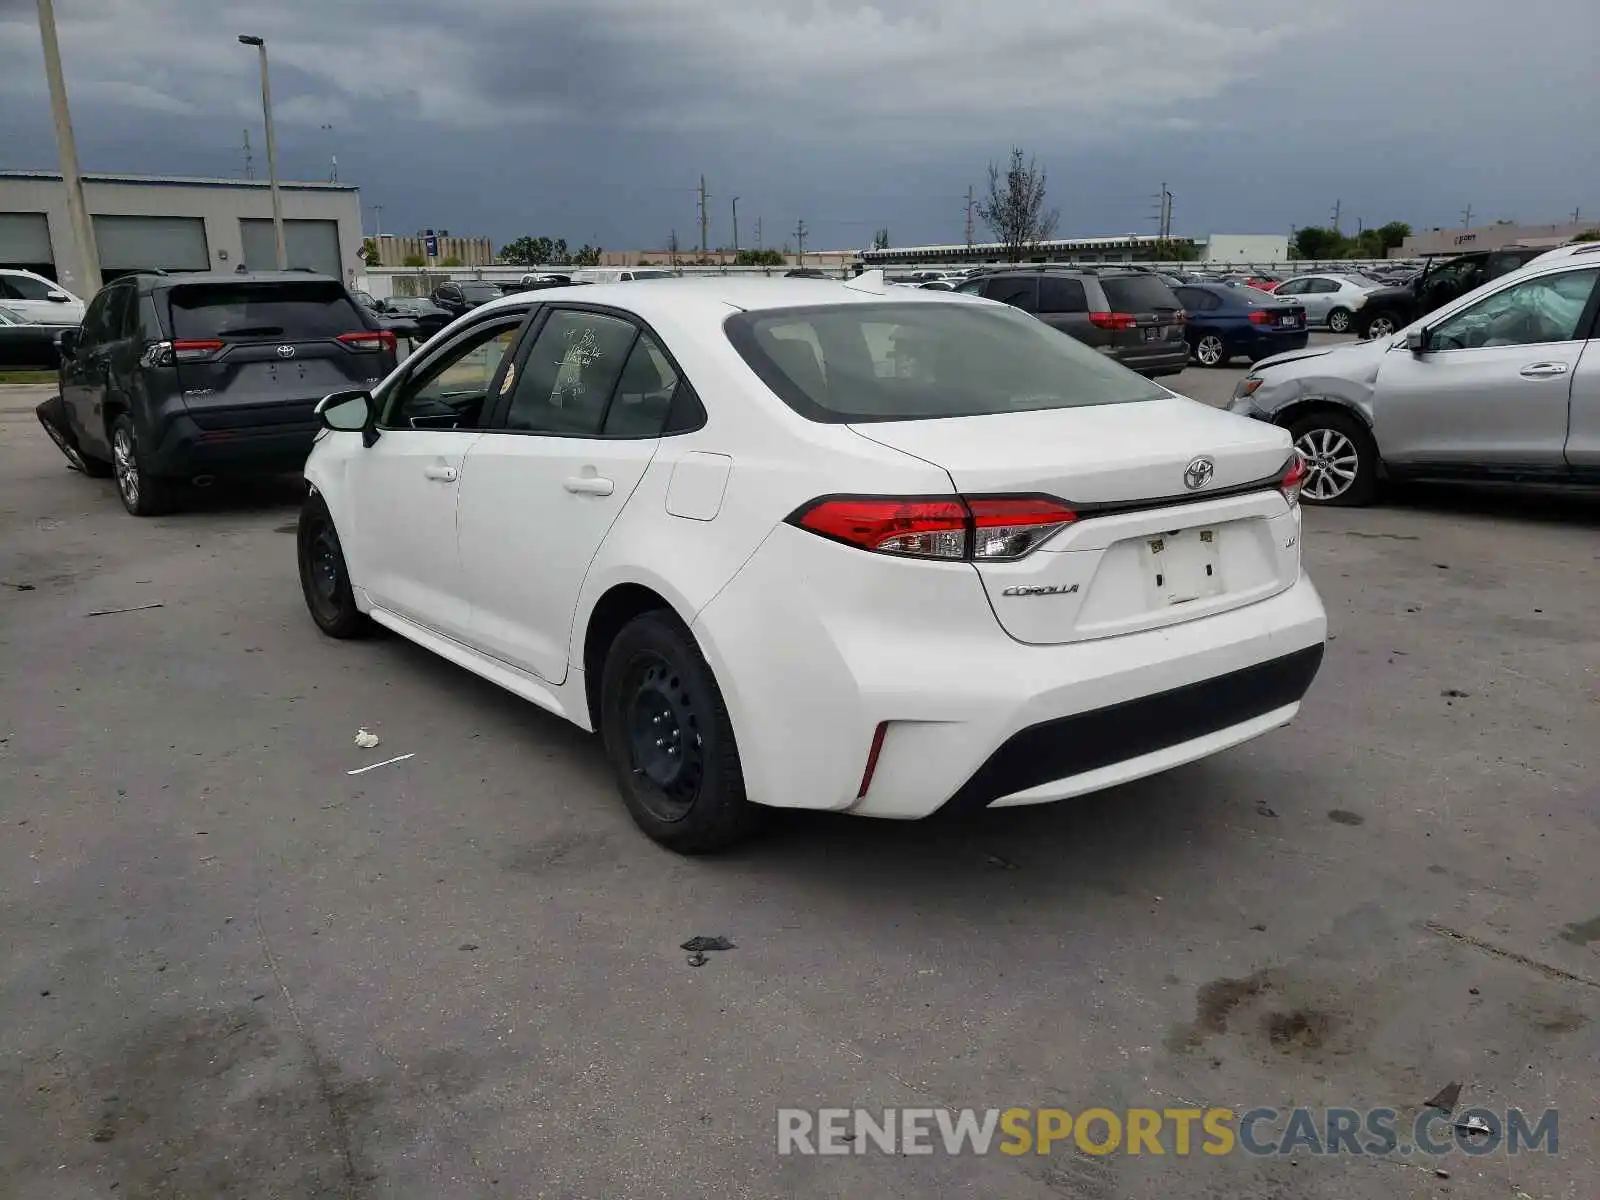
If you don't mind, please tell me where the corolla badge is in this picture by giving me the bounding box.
[276,344,296,359]
[1183,456,1215,490]
[1001,583,1079,597]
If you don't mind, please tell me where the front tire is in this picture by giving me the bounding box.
[1326,307,1352,333]
[36,395,112,476]
[1363,310,1400,340]
[1289,410,1377,506]
[297,493,373,638]
[110,414,173,516]
[599,611,758,853]
[1193,333,1230,368]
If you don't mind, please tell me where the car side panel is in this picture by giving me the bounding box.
[1566,339,1600,469]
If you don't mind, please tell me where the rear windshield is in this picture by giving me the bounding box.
[459,283,503,301]
[167,281,362,340]
[630,270,675,281]
[1099,275,1182,312]
[725,301,1165,424]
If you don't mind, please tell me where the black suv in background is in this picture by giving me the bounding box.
[430,279,506,316]
[956,267,1189,376]
[36,271,397,515]
[1354,247,1547,339]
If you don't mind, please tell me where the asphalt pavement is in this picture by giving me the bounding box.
[1,362,1596,1199]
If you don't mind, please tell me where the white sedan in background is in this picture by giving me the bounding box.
[1271,273,1381,333]
[300,275,1326,852]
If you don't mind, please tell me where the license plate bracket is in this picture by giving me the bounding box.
[1143,325,1159,341]
[1145,528,1225,605]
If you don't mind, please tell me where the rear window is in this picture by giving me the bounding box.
[725,302,1165,424]
[459,283,503,301]
[1099,275,1181,312]
[166,281,362,340]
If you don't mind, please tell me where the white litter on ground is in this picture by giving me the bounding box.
[354,728,381,749]
[347,753,414,776]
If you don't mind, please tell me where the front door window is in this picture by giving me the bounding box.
[1429,269,1599,351]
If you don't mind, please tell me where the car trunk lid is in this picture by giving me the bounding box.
[1098,273,1186,348]
[850,398,1302,643]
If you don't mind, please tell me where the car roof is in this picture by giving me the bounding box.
[462,274,985,324]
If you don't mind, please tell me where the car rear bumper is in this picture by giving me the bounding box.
[1233,329,1309,358]
[692,525,1327,820]
[145,411,317,476]
[1111,342,1190,376]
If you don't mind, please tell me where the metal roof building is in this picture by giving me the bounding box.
[0,170,363,295]
[860,232,1289,266]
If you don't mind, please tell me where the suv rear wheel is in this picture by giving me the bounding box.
[1193,333,1230,367]
[1326,307,1353,333]
[110,414,173,516]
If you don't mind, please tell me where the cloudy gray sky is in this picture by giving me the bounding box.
[2,0,1596,252]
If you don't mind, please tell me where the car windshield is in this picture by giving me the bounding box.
[166,281,363,340]
[726,301,1166,424]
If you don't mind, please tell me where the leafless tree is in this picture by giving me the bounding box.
[977,147,1060,262]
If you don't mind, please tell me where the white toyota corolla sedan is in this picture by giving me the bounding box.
[300,274,1326,852]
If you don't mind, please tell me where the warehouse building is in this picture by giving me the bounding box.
[0,170,363,295]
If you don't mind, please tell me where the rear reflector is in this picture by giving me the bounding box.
[1280,456,1306,507]
[1088,312,1138,331]
[791,495,1076,561]
[857,721,889,798]
[337,330,397,352]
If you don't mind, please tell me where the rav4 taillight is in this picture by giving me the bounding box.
[790,495,1076,561]
[1280,456,1306,508]
[338,330,396,352]
[140,339,222,367]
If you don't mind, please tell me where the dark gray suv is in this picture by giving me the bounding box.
[957,267,1189,376]
[37,271,396,515]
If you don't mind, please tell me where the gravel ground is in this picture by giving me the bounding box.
[1,372,1596,1200]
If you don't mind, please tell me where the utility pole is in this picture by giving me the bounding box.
[1329,199,1341,234]
[243,129,254,179]
[1460,204,1474,229]
[238,35,286,270]
[794,219,807,265]
[372,204,383,240]
[667,229,679,268]
[697,175,710,259]
[731,196,740,254]
[1572,206,1582,224]
[964,185,975,248]
[754,217,762,250]
[36,0,101,294]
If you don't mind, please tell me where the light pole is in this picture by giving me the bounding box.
[36,0,100,294]
[238,34,286,270]
[732,196,740,254]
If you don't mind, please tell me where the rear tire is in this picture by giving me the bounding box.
[1193,333,1230,368]
[110,414,173,516]
[297,492,374,638]
[1326,307,1352,333]
[1362,310,1401,340]
[1289,410,1377,506]
[599,611,760,854]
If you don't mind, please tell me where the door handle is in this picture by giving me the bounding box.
[1519,362,1569,378]
[423,465,458,482]
[563,475,615,496]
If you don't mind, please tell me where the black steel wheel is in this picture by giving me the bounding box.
[297,492,373,638]
[600,610,758,853]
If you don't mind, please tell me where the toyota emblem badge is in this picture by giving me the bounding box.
[1183,456,1215,490]
[276,344,296,359]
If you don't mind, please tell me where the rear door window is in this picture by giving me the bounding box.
[1038,277,1088,314]
[166,281,363,341]
[1099,276,1181,313]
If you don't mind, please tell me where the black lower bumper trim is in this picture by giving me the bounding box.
[939,643,1324,816]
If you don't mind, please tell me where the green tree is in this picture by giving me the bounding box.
[571,244,602,266]
[1376,221,1411,252]
[1292,226,1346,259]
[401,253,426,268]
[872,228,890,250]
[1151,238,1198,262]
[1573,229,1600,242]
[438,256,463,267]
[735,248,785,266]
[360,236,380,265]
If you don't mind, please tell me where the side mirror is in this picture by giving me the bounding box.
[1405,328,1430,354]
[316,389,378,445]
[55,327,79,358]
[46,290,70,302]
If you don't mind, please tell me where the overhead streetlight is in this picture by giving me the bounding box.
[36,0,100,293]
[238,34,287,270]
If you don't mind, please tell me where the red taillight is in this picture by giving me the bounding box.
[1248,310,1275,326]
[338,330,396,352]
[1280,456,1306,508]
[172,338,223,361]
[791,495,1076,561]
[1088,311,1138,331]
